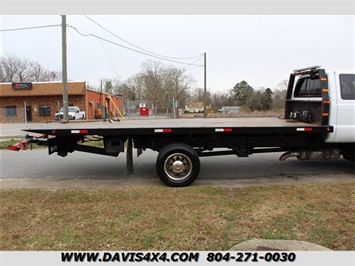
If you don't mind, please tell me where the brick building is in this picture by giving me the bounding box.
[86,89,123,120]
[0,82,123,123]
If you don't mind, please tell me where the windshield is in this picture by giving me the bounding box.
[59,107,77,112]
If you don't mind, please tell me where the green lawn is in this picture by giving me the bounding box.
[1,181,354,251]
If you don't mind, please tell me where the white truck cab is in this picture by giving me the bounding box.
[285,66,355,161]
[328,71,355,143]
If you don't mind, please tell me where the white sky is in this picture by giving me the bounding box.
[1,15,354,93]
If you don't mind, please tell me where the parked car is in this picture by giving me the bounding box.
[55,106,85,120]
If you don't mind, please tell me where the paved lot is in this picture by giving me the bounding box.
[1,149,354,189]
[1,122,354,189]
[0,123,32,138]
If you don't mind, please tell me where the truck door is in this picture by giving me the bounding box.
[334,72,355,143]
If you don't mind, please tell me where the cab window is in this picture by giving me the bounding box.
[339,74,355,100]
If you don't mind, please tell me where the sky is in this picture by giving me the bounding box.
[1,15,354,93]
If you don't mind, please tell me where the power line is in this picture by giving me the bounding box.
[67,28,100,81]
[85,15,202,61]
[87,18,119,78]
[0,24,61,32]
[182,54,204,71]
[1,22,204,67]
[67,24,204,67]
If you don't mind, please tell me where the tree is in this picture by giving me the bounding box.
[232,80,254,105]
[248,91,263,111]
[0,53,61,82]
[261,88,273,110]
[162,66,194,113]
[204,90,236,110]
[130,60,195,114]
[273,79,288,110]
[119,74,144,101]
[248,88,273,111]
[140,60,165,114]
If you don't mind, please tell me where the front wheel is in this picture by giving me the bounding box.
[156,143,200,187]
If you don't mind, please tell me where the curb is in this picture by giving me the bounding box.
[0,135,25,140]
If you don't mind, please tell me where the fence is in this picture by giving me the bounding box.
[1,100,180,124]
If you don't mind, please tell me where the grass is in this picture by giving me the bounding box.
[1,181,354,251]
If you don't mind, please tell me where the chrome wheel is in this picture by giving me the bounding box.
[156,143,200,187]
[164,153,192,181]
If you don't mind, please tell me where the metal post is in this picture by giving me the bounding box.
[127,100,130,118]
[203,52,207,118]
[57,100,60,121]
[61,15,69,121]
[24,102,27,126]
[172,98,175,119]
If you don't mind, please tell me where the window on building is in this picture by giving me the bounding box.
[339,74,355,100]
[5,106,17,117]
[39,105,51,116]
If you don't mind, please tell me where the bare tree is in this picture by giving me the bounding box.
[0,53,62,82]
[30,61,50,81]
[1,54,32,82]
[273,79,288,110]
[190,87,212,105]
[0,54,17,82]
[100,77,123,96]
[119,74,144,101]
[140,60,165,114]
[211,91,236,109]
[47,70,62,81]
[162,66,194,112]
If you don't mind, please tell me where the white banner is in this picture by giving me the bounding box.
[0,251,354,266]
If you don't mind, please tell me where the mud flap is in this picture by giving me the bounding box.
[126,137,134,175]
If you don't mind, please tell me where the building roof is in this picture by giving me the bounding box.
[86,88,123,99]
[186,101,204,108]
[0,81,86,97]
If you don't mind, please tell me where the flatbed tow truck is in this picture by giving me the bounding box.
[9,66,355,186]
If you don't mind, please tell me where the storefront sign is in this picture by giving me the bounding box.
[12,83,32,90]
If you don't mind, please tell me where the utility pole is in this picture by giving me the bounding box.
[61,15,69,121]
[203,52,207,118]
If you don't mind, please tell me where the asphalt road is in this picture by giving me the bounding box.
[1,149,354,188]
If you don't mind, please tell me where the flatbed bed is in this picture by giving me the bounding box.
[19,116,334,187]
[24,117,331,136]
[10,66,354,187]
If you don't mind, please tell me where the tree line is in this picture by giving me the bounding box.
[1,54,287,112]
[99,60,195,114]
[0,54,61,82]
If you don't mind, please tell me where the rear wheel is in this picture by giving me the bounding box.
[156,143,200,187]
[343,149,354,163]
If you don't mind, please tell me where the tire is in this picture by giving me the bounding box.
[156,143,200,187]
[343,149,354,163]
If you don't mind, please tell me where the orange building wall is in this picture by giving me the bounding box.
[86,90,123,120]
